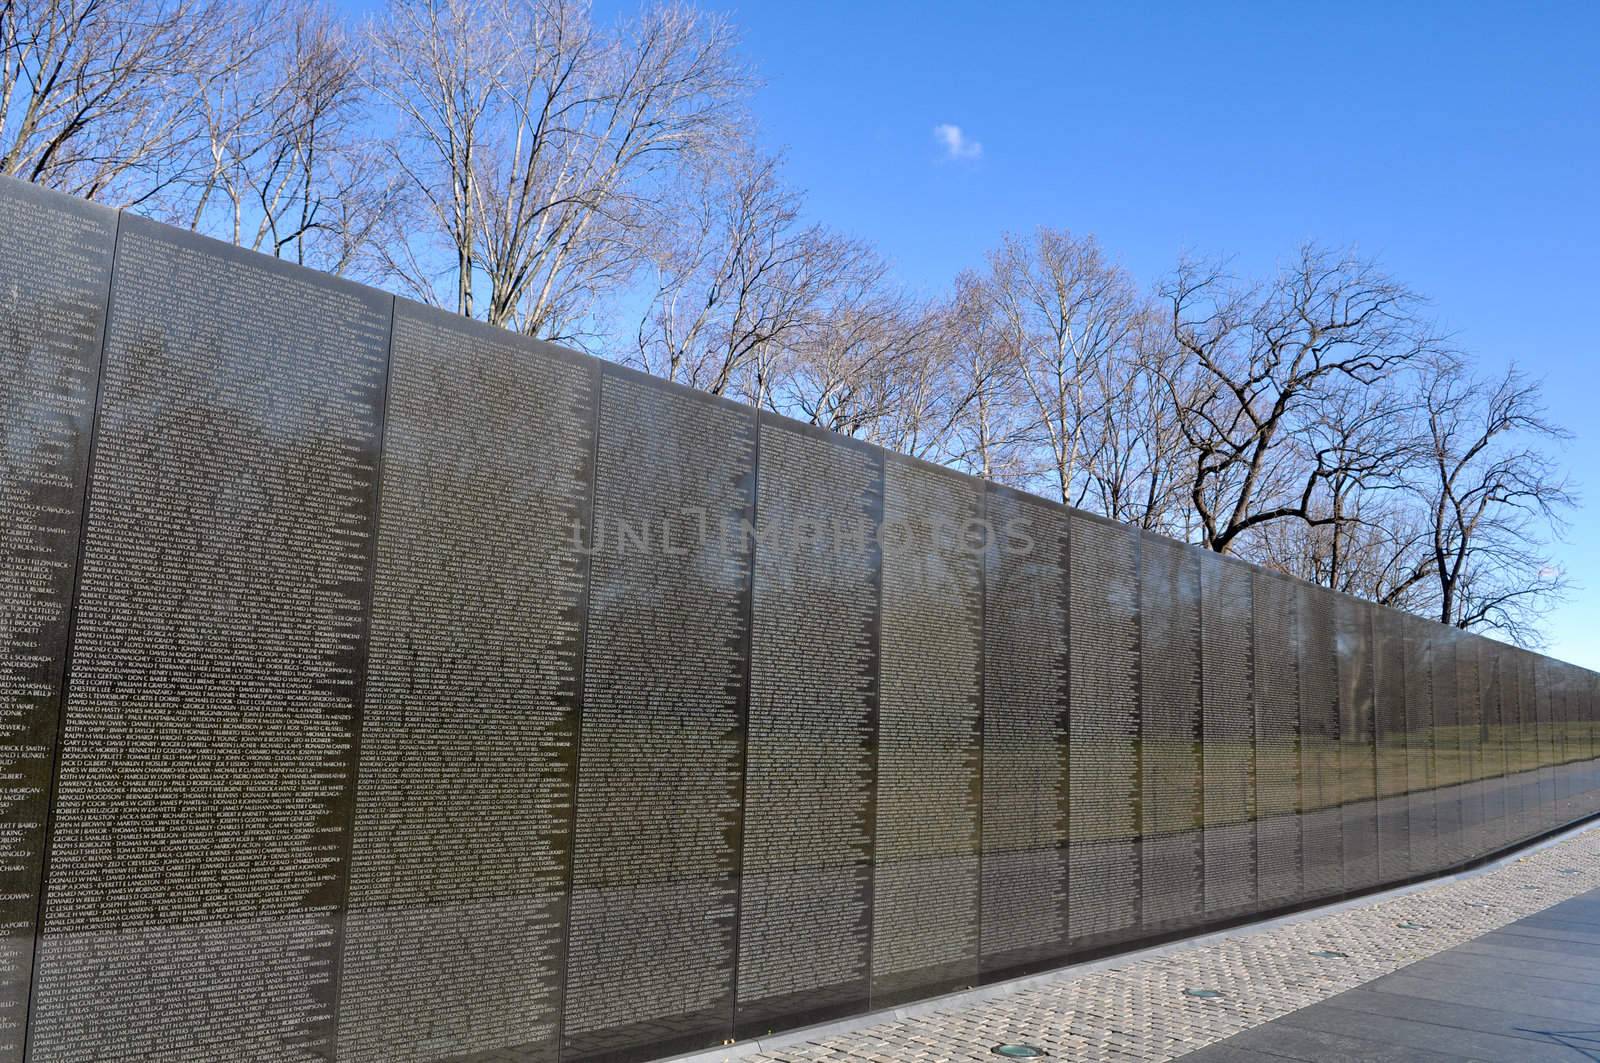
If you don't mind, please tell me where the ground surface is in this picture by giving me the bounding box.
[1179,886,1600,1062]
[690,823,1600,1063]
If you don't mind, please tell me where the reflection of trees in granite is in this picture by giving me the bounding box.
[31,220,388,1061]
[1255,570,1305,904]
[338,306,593,1063]
[870,456,983,1003]
[1067,514,1141,944]
[1139,533,1203,931]
[561,368,754,1060]
[979,487,1069,975]
[0,180,116,1047]
[1335,595,1379,890]
[1201,550,1257,916]
[6,176,1600,1063]
[735,420,880,1032]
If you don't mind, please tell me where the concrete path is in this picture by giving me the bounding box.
[688,822,1600,1063]
[1177,886,1600,1062]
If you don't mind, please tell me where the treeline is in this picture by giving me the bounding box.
[1,0,1574,642]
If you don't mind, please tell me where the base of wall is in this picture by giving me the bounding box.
[671,811,1600,1063]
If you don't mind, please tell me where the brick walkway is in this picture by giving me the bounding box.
[692,823,1600,1063]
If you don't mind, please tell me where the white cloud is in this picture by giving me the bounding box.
[933,123,982,161]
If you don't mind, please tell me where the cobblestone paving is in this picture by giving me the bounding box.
[716,826,1600,1063]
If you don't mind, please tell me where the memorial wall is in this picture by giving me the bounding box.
[3,173,1600,1062]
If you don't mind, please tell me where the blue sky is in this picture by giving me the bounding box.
[640,0,1598,667]
[347,0,1597,664]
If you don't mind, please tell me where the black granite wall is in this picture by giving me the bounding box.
[4,174,1600,1062]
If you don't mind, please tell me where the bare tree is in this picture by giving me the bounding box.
[0,0,228,204]
[1077,307,1191,532]
[630,147,867,396]
[977,228,1142,503]
[862,329,972,463]
[185,0,392,274]
[1161,245,1443,555]
[771,289,940,439]
[366,0,512,314]
[1296,378,1415,581]
[938,269,1033,482]
[370,0,746,340]
[182,2,275,233]
[1240,372,1436,607]
[1418,357,1574,643]
[485,1,745,341]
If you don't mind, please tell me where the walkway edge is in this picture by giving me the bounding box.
[670,816,1600,1063]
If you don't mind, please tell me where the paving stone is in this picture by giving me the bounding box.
[1474,929,1600,958]
[1446,936,1600,971]
[1346,973,1600,1024]
[1312,989,1588,1046]
[696,827,1600,1063]
[1272,1004,1584,1063]
[1410,946,1600,986]
[1393,957,1600,1002]
[1225,1022,1485,1062]
[1492,920,1600,945]
[1167,1047,1292,1063]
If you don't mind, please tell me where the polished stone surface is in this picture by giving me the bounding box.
[2,171,1600,1063]
[735,415,883,1037]
[1067,513,1143,952]
[870,455,984,1007]
[338,305,598,1063]
[31,213,390,1061]
[0,178,116,1063]
[562,365,757,1062]
[979,485,1069,979]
